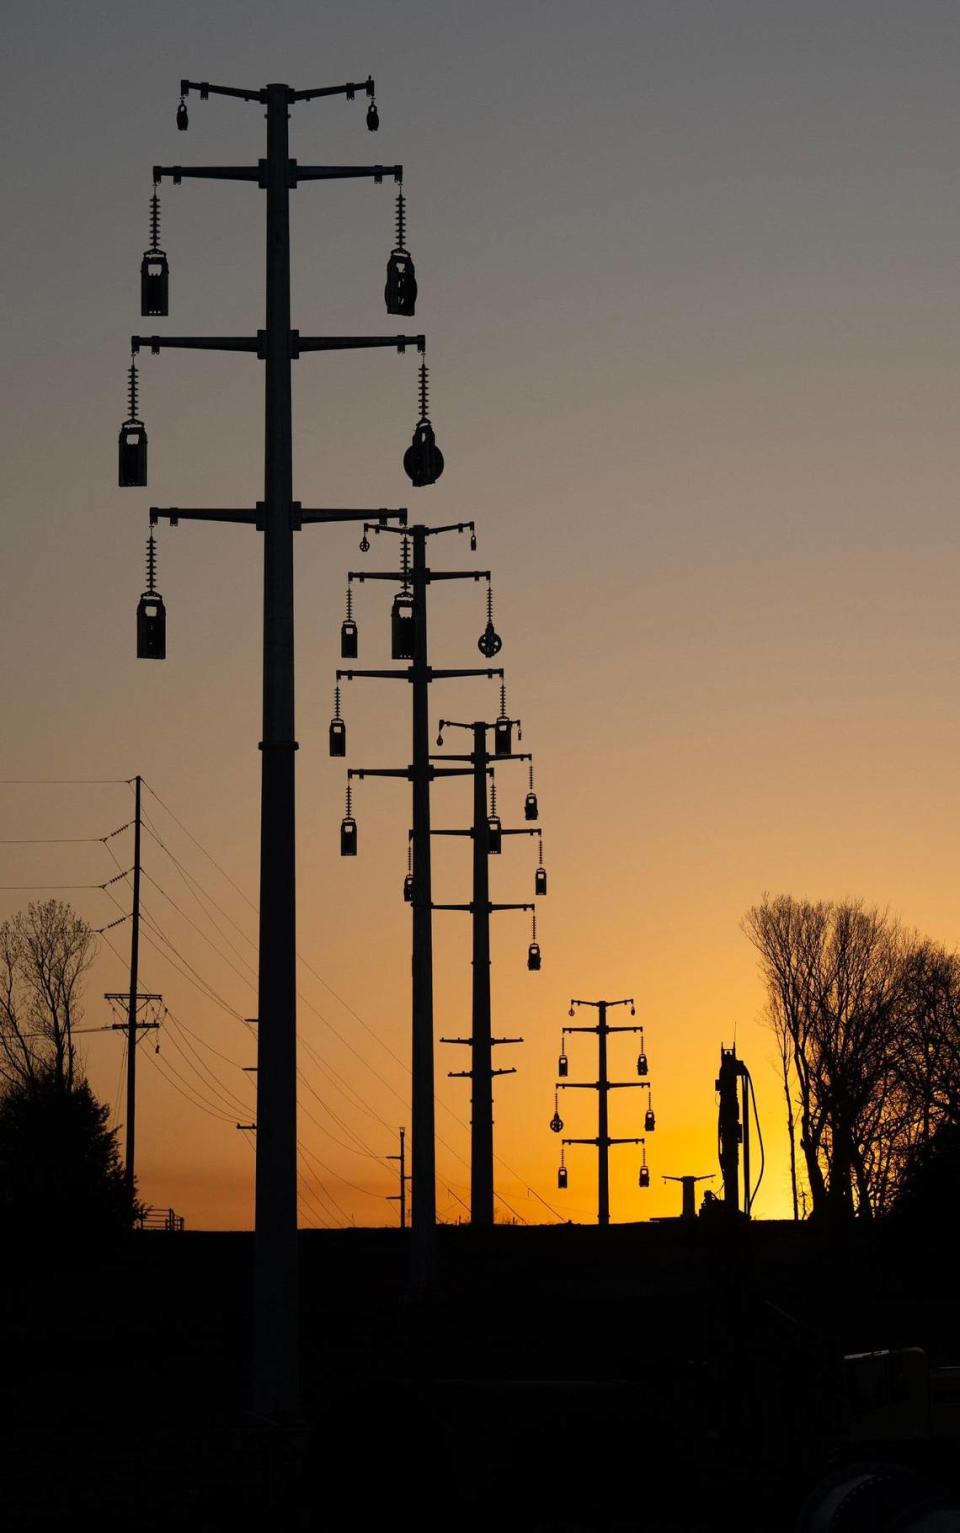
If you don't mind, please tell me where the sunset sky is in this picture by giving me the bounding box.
[4,1,960,1228]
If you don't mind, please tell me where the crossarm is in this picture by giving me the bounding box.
[295,164,402,183]
[132,335,259,354]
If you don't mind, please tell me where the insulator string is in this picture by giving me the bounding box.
[418,360,429,421]
[395,191,407,250]
[127,356,140,421]
[345,783,352,817]
[145,533,158,595]
[333,685,342,720]
[149,187,161,251]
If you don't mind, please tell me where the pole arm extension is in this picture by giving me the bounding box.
[150,506,406,529]
[133,336,260,353]
[348,569,491,582]
[294,334,423,354]
[178,77,376,105]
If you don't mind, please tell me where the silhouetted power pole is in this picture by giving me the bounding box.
[104,776,161,1195]
[662,1173,713,1220]
[434,718,544,1225]
[554,997,652,1226]
[124,75,425,1419]
[386,1126,410,1228]
[338,519,502,1283]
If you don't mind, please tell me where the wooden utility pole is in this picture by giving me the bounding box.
[386,1126,409,1227]
[104,775,161,1195]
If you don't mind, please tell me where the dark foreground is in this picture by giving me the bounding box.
[1,1219,956,1531]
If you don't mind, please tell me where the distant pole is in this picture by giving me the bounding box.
[340,519,501,1279]
[432,718,533,1226]
[387,1126,408,1228]
[125,774,142,1196]
[559,996,650,1226]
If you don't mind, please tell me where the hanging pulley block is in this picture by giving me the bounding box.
[527,941,542,972]
[329,718,347,758]
[176,98,189,131]
[403,872,414,903]
[403,421,444,487]
[486,813,502,855]
[136,591,166,660]
[639,1165,650,1189]
[557,1165,568,1190]
[140,252,169,317]
[341,618,359,659]
[340,815,358,857]
[477,621,502,658]
[637,1052,648,1077]
[385,249,417,317]
[524,790,539,822]
[558,1052,568,1078]
[119,421,148,487]
[644,1107,656,1133]
[366,100,379,132]
[549,1109,563,1134]
[391,592,416,659]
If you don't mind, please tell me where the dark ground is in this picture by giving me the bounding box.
[1,1219,956,1531]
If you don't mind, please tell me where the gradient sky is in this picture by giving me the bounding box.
[4,1,960,1227]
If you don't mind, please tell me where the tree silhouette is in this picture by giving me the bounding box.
[744,895,960,1221]
[0,899,94,1092]
[0,901,138,1259]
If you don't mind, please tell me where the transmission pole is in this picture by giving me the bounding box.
[555,997,652,1226]
[338,519,502,1282]
[125,75,422,1420]
[434,719,540,1225]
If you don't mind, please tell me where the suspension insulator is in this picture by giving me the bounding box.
[486,814,502,855]
[391,592,416,659]
[119,421,148,487]
[403,420,444,487]
[136,591,166,660]
[140,251,169,317]
[341,619,359,659]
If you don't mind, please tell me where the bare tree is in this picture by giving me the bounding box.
[744,896,908,1221]
[0,900,95,1094]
